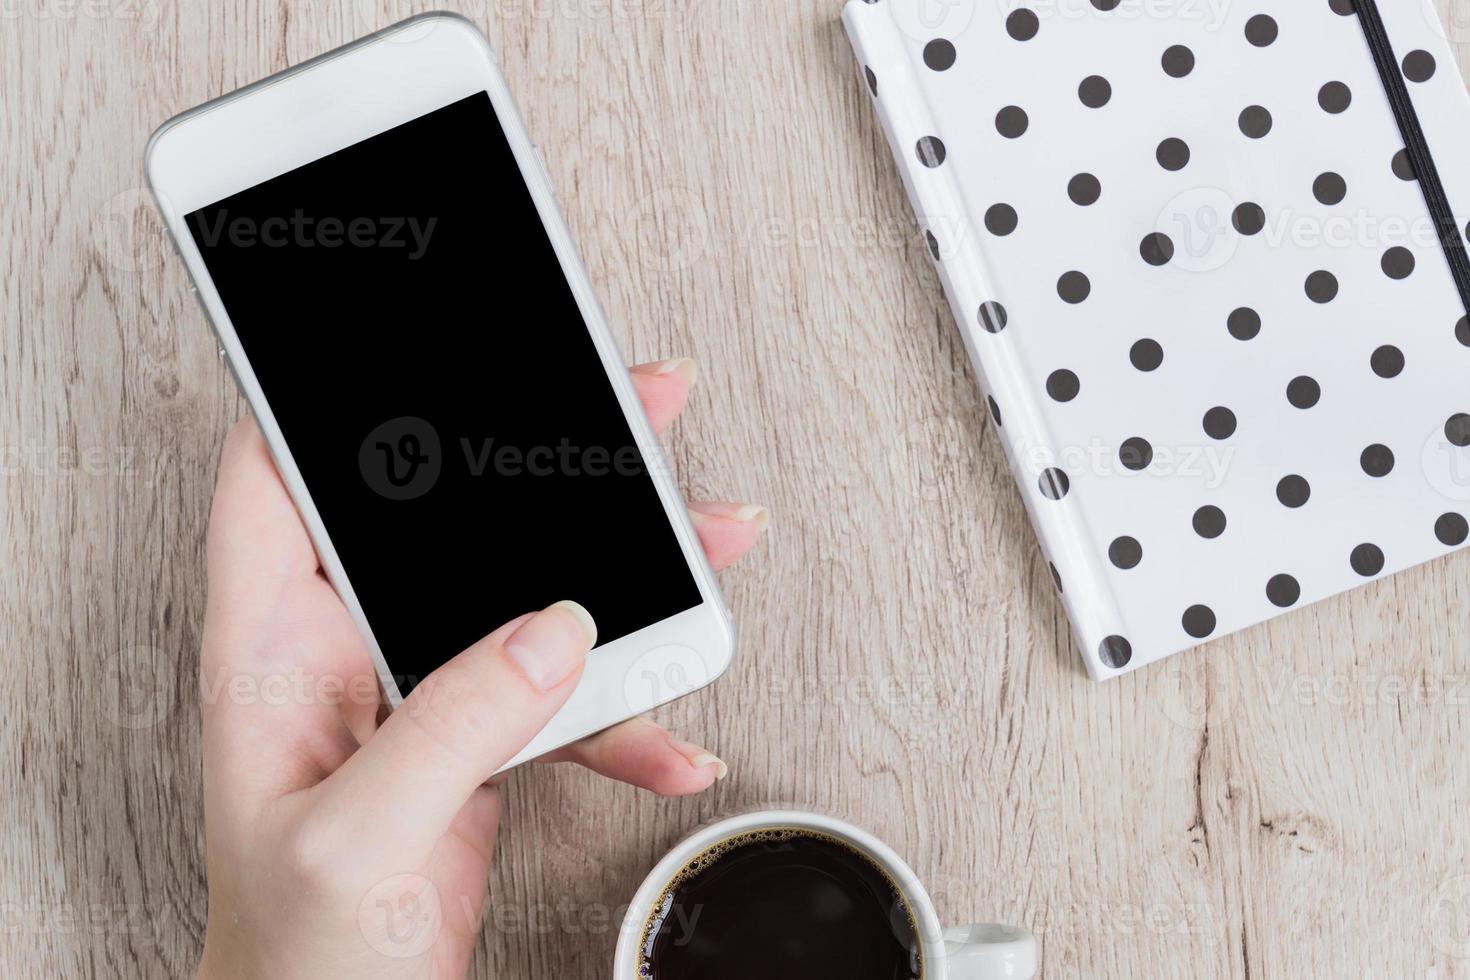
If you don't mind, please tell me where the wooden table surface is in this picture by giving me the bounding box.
[6,1,1470,977]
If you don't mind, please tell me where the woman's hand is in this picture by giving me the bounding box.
[194,358,765,980]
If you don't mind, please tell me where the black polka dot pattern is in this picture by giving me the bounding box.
[1448,414,1470,447]
[1305,271,1339,303]
[1006,9,1039,41]
[1228,307,1261,340]
[1381,247,1415,280]
[1039,468,1070,500]
[985,204,1018,236]
[1244,14,1278,46]
[855,0,1470,673]
[1068,173,1101,206]
[1057,271,1091,304]
[1130,338,1163,371]
[917,137,946,168]
[1182,605,1216,639]
[1360,443,1395,477]
[1392,149,1416,181]
[1109,536,1142,569]
[1156,138,1190,171]
[1232,203,1265,235]
[1313,172,1346,205]
[1098,636,1132,668]
[1350,543,1385,577]
[1403,50,1436,83]
[1239,105,1273,138]
[923,39,956,71]
[1319,81,1352,113]
[1203,406,1237,440]
[1437,513,1469,547]
[1139,233,1174,266]
[978,302,1008,333]
[1119,437,1153,470]
[1370,345,1404,378]
[1266,574,1301,608]
[1162,45,1194,78]
[995,106,1029,139]
[1078,75,1112,108]
[1287,376,1321,409]
[1277,475,1311,508]
[1192,505,1226,539]
[1046,369,1080,402]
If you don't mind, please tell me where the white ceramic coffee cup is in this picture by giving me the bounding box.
[614,810,1037,979]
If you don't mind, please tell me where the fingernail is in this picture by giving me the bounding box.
[637,357,698,387]
[668,736,729,780]
[690,501,771,530]
[503,600,597,692]
[728,504,769,528]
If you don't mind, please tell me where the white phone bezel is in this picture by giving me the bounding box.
[146,12,735,770]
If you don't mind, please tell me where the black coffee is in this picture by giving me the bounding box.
[637,828,921,980]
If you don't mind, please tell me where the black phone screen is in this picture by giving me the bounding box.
[185,91,702,692]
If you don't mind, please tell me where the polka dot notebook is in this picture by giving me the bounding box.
[844,0,1470,678]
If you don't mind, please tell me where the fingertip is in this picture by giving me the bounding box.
[547,599,598,648]
[666,735,728,783]
[543,718,727,796]
[631,357,698,387]
[688,500,771,527]
[688,503,770,570]
[501,602,597,693]
[633,742,726,797]
[629,361,694,433]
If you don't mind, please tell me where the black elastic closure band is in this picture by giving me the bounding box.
[1353,0,1470,318]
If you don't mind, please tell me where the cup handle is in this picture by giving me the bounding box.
[942,923,1038,979]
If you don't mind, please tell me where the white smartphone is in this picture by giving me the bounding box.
[146,13,734,769]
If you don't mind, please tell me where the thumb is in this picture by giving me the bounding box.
[314,601,596,850]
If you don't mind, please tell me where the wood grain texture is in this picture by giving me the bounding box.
[4,1,1470,977]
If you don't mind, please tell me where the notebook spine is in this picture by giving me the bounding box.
[842,0,1127,679]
